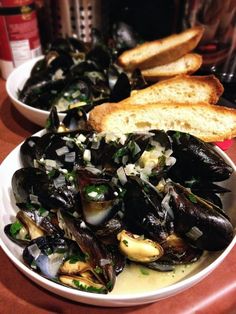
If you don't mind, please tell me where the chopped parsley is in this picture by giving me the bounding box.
[188,194,198,204]
[72,280,106,293]
[10,221,23,237]
[84,184,109,201]
[122,240,129,247]
[140,267,149,275]
[94,266,102,274]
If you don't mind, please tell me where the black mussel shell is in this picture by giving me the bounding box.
[20,136,40,167]
[23,235,68,279]
[86,46,111,70]
[12,167,50,206]
[168,131,233,181]
[109,72,131,102]
[60,211,116,291]
[52,77,92,112]
[123,176,174,242]
[168,182,234,251]
[130,69,148,90]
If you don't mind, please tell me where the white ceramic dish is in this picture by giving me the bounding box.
[6,57,66,127]
[0,130,236,307]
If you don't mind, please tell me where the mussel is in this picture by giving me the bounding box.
[166,182,234,251]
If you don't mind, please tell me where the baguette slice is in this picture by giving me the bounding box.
[88,102,236,142]
[141,53,202,81]
[120,75,224,106]
[118,26,204,71]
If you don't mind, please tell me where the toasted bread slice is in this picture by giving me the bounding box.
[120,75,223,106]
[141,53,202,81]
[118,26,204,71]
[88,102,236,142]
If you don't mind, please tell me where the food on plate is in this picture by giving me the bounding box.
[118,74,223,106]
[118,26,204,71]
[88,101,236,142]
[4,108,235,294]
[141,53,202,81]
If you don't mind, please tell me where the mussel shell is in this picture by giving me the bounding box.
[35,132,84,169]
[86,46,111,70]
[77,169,123,226]
[168,182,234,251]
[109,72,131,102]
[130,69,148,90]
[20,136,40,167]
[168,131,233,181]
[52,77,92,112]
[123,176,173,242]
[4,223,30,247]
[23,235,68,279]
[60,211,116,291]
[12,167,50,206]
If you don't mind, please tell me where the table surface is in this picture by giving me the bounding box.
[0,78,236,314]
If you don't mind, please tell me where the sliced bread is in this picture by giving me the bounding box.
[120,75,224,106]
[88,102,236,142]
[141,53,202,81]
[118,26,204,71]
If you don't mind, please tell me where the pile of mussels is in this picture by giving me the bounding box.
[5,109,235,294]
[18,23,147,113]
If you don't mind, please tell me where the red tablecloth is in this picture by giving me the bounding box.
[0,79,236,314]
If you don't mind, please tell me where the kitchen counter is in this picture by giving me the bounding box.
[0,78,236,314]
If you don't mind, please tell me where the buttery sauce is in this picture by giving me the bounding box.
[110,252,217,295]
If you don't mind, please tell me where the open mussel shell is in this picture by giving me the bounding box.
[23,235,69,279]
[12,167,50,206]
[59,211,116,291]
[52,77,92,112]
[46,106,89,134]
[76,169,123,226]
[168,131,233,182]
[159,233,203,265]
[167,182,234,251]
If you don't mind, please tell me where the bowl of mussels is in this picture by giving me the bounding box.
[6,23,147,127]
[0,109,235,306]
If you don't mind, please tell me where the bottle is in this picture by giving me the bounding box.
[0,0,42,80]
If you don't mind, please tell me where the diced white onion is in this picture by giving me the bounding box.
[83,149,91,162]
[56,146,69,156]
[45,159,57,168]
[122,155,129,165]
[65,151,76,162]
[100,258,112,266]
[161,193,174,219]
[28,243,41,259]
[186,226,203,240]
[29,194,40,205]
[53,174,66,188]
[77,134,86,143]
[117,166,127,185]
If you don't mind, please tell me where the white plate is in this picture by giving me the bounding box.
[0,130,236,307]
[6,58,66,127]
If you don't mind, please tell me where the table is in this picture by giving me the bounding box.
[0,78,236,314]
